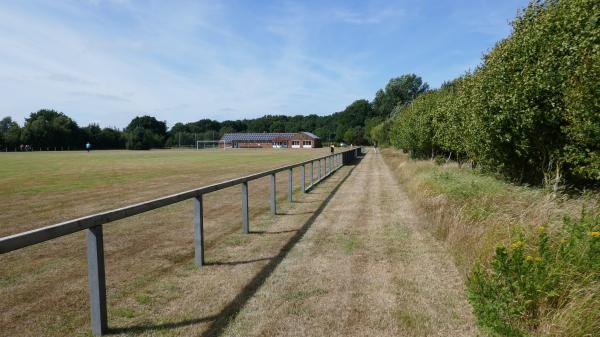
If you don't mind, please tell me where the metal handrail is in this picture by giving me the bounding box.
[0,146,362,336]
[0,148,358,253]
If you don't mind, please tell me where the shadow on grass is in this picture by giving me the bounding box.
[276,210,315,216]
[109,156,362,336]
[288,200,319,204]
[200,159,360,337]
[205,257,274,266]
[107,315,218,334]
[249,229,298,235]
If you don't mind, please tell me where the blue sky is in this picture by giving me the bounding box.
[0,0,529,128]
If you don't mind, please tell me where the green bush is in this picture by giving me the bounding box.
[467,211,600,336]
[390,91,440,159]
[434,155,446,166]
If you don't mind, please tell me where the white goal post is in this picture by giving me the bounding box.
[195,140,223,150]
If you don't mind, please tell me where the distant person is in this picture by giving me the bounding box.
[330,144,334,154]
[374,142,378,154]
[20,144,24,152]
[86,142,91,152]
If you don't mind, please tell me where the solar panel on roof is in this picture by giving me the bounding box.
[221,133,297,142]
[301,131,320,139]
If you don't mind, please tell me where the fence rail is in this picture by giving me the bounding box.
[0,146,363,336]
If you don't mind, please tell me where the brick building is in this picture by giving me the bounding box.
[220,132,321,149]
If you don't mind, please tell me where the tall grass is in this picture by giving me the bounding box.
[382,149,599,336]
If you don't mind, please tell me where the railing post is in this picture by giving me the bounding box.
[333,155,335,170]
[86,225,107,336]
[318,159,321,181]
[270,173,276,215]
[241,182,249,234]
[288,168,293,202]
[194,195,204,266]
[310,161,314,187]
[301,164,306,193]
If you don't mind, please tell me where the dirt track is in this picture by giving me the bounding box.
[222,151,479,336]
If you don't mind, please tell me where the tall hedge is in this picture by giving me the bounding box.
[389,0,600,186]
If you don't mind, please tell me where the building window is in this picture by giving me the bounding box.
[292,140,300,145]
[303,140,311,146]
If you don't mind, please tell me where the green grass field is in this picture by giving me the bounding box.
[0,149,328,236]
[0,148,330,337]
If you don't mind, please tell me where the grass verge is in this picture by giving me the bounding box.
[381,149,599,337]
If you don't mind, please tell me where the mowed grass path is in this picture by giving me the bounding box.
[0,149,328,337]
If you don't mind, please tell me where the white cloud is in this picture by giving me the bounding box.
[0,1,524,128]
[0,1,370,128]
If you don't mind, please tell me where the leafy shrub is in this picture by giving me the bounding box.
[434,155,446,166]
[389,91,439,159]
[467,211,600,336]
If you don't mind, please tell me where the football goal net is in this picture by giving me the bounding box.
[195,140,222,150]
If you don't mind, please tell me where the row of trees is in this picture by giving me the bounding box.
[1,74,430,150]
[0,111,169,151]
[164,74,428,147]
[381,0,599,186]
[0,111,126,150]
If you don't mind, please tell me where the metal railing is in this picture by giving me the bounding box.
[0,147,362,336]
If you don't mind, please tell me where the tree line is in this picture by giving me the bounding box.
[0,74,428,151]
[374,0,599,186]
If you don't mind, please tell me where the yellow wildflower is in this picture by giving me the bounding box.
[591,231,600,237]
[526,255,534,261]
[512,241,524,249]
[538,226,546,233]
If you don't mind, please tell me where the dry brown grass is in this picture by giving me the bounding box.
[1,149,482,336]
[221,152,479,337]
[380,148,598,276]
[0,148,331,336]
[380,148,600,337]
[0,149,329,236]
